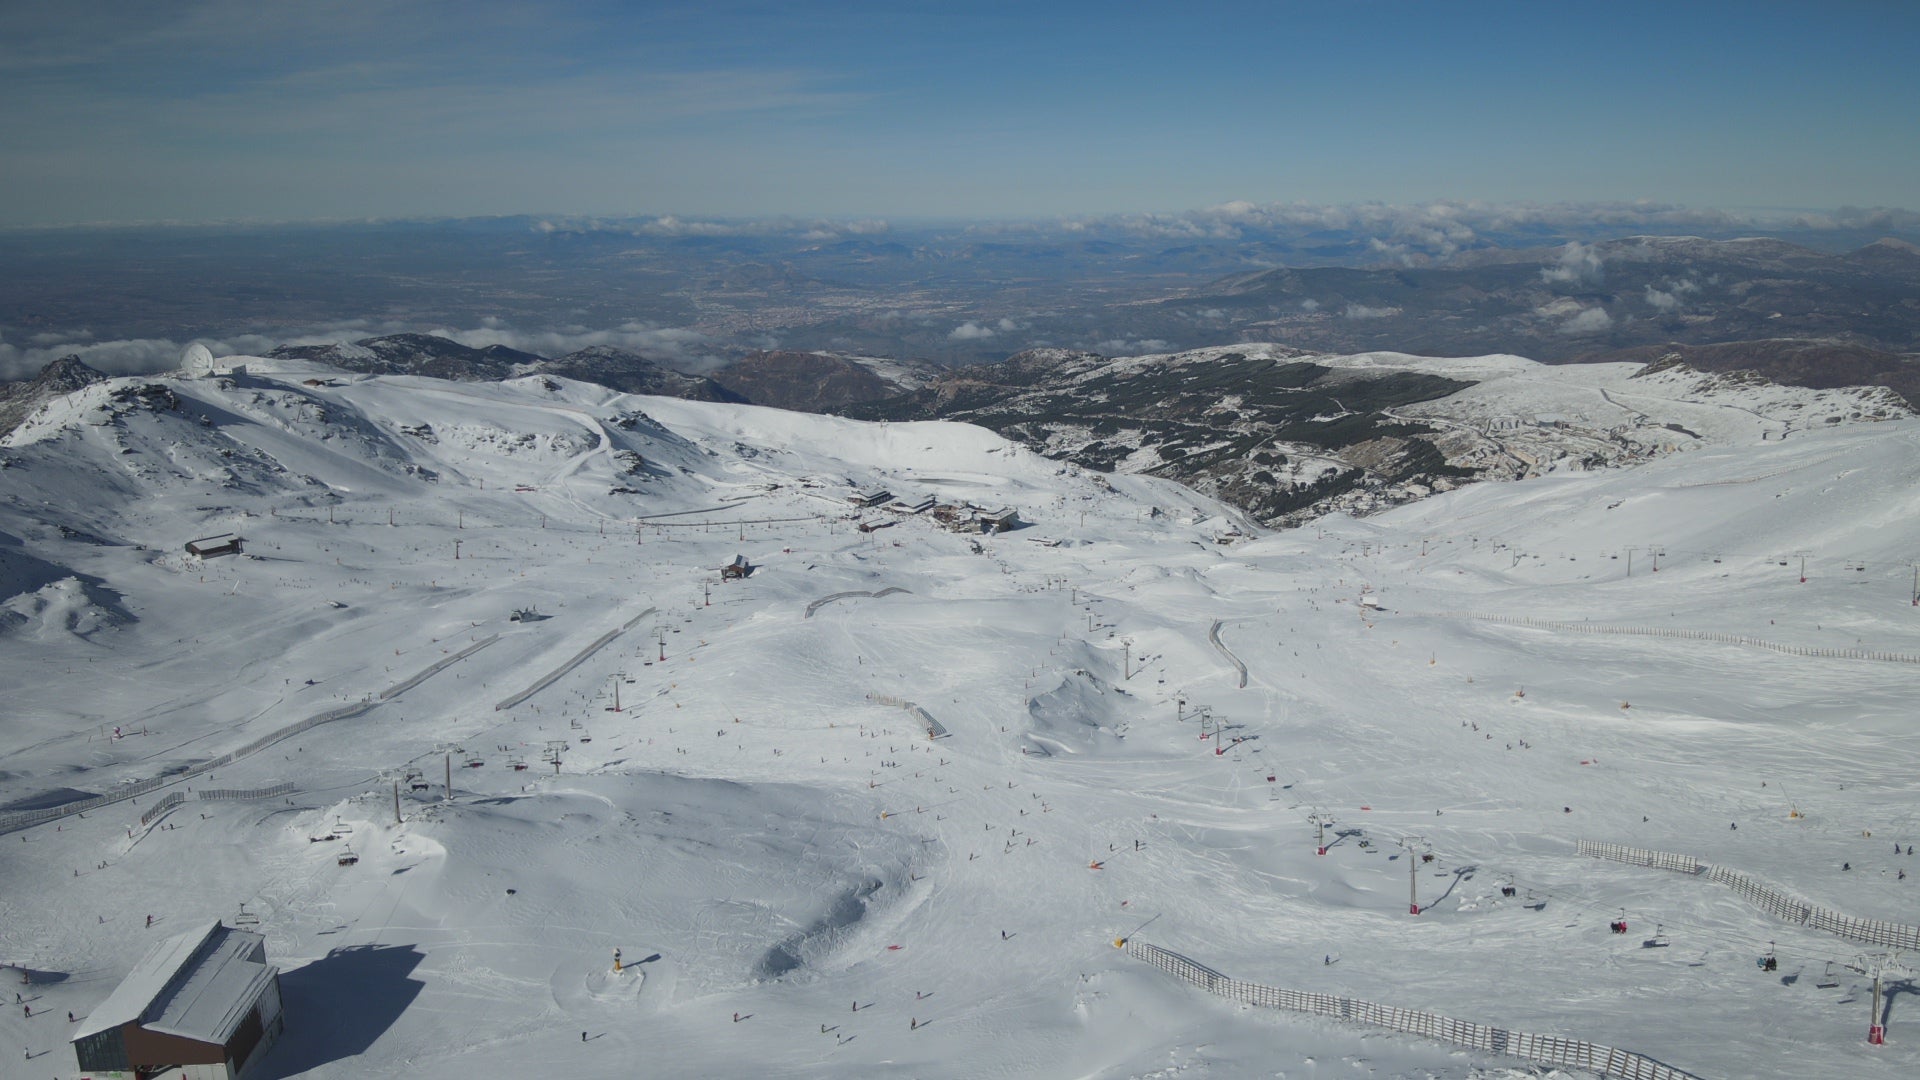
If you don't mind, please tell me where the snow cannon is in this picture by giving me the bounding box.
[1113,938,1128,949]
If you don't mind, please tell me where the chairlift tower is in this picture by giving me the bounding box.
[1398,836,1430,914]
[1847,952,1912,1045]
[1308,810,1331,856]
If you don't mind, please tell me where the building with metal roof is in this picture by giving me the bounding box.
[71,920,285,1080]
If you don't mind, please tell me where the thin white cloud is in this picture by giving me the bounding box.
[1342,304,1397,320]
[947,321,995,341]
[1643,275,1701,313]
[1541,241,1604,285]
[1558,307,1614,335]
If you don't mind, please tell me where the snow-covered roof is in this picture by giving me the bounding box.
[74,921,277,1046]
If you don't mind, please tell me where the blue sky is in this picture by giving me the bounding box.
[2,0,1915,225]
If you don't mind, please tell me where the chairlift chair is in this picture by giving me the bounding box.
[337,847,359,867]
[233,903,261,927]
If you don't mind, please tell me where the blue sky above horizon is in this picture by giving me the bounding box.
[2,0,1915,226]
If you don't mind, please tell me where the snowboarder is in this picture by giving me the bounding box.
[581,1031,587,1042]
[1730,823,1737,830]
[145,915,152,928]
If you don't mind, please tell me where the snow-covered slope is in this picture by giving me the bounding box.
[1,362,1916,1079]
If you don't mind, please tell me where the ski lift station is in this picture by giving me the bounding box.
[70,920,285,1080]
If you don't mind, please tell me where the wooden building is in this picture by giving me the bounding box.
[720,554,752,580]
[72,920,285,1080]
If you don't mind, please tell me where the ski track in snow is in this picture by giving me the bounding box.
[0,358,1917,1078]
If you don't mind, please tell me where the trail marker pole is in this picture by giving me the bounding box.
[393,781,401,825]
[444,753,452,800]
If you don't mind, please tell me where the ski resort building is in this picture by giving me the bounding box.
[71,921,285,1080]
[720,554,752,580]
[184,534,245,559]
[976,507,1021,533]
[850,488,893,508]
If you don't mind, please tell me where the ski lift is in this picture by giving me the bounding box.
[464,755,485,769]
[332,819,353,835]
[510,758,529,772]
[233,903,260,927]
[1642,923,1670,948]
[1758,942,1777,970]
[336,847,359,867]
[1816,961,1840,988]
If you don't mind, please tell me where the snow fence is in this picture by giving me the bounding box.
[138,782,296,828]
[804,586,911,618]
[869,693,949,739]
[1579,840,1920,950]
[1123,939,1701,1080]
[494,610,652,711]
[1426,611,1920,665]
[0,637,498,836]
[1207,620,1248,688]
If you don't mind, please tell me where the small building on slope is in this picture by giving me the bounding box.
[184,534,245,559]
[72,920,286,1080]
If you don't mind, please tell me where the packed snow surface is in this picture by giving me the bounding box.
[2,362,1918,1079]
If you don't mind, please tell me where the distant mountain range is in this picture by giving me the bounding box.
[1154,236,1920,363]
[8,226,1919,530]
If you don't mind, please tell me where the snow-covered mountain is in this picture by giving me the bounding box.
[2,357,1918,1079]
[852,342,1910,526]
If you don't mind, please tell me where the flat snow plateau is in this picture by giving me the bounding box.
[2,361,1917,1079]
